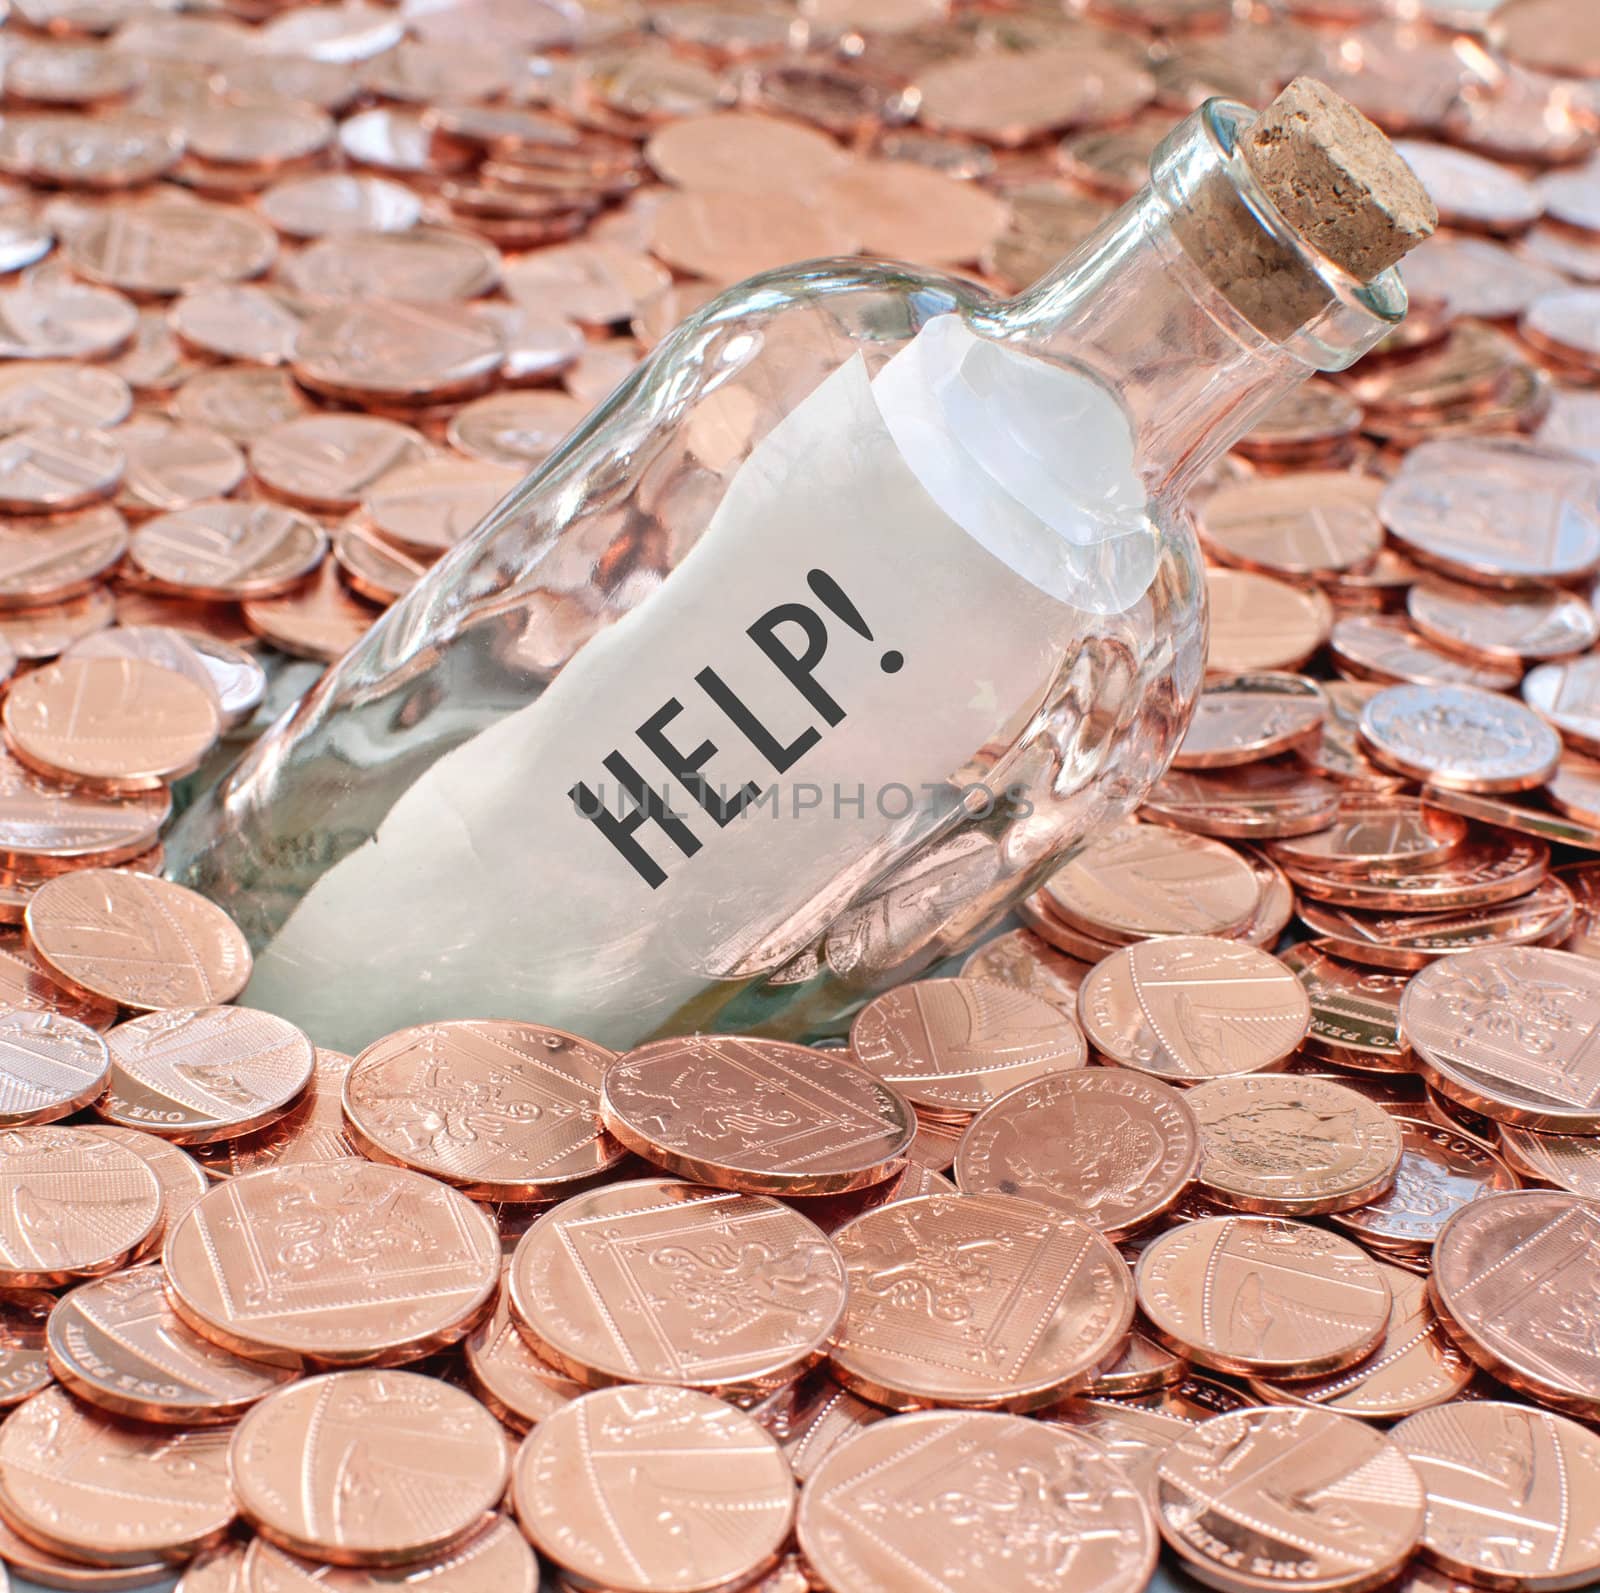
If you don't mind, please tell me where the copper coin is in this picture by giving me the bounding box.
[0,1386,233,1566]
[1302,678,1409,790]
[0,929,115,1032]
[649,187,857,282]
[602,1035,913,1196]
[514,1384,793,1593]
[1402,946,1600,1132]
[0,427,122,514]
[1135,1215,1392,1377]
[821,159,1010,266]
[229,1370,506,1567]
[1422,786,1600,863]
[240,1518,538,1593]
[1042,820,1262,942]
[1199,472,1385,578]
[645,109,849,192]
[170,284,302,366]
[241,559,379,662]
[344,1019,624,1201]
[250,413,430,513]
[1237,379,1365,460]
[1078,936,1311,1081]
[1081,1327,1187,1398]
[1246,1264,1474,1420]
[756,1370,884,1482]
[1206,567,1333,675]
[0,1010,105,1127]
[0,364,131,436]
[1394,1400,1600,1591]
[285,227,497,305]
[115,421,246,516]
[953,1070,1199,1238]
[502,241,668,328]
[445,390,588,470]
[360,458,521,556]
[799,1409,1157,1593]
[163,1161,500,1368]
[66,625,266,730]
[1143,760,1343,840]
[510,1177,845,1397]
[1524,655,1600,758]
[1397,138,1542,234]
[85,1124,207,1253]
[1360,683,1562,793]
[0,1509,165,1589]
[66,203,275,297]
[175,367,311,443]
[26,871,251,1011]
[958,927,1091,1014]
[1270,796,1469,874]
[3,657,220,791]
[1173,673,1326,770]
[0,506,125,610]
[1188,1074,1405,1216]
[1409,578,1599,664]
[1499,1121,1600,1196]
[827,1192,1132,1411]
[0,279,136,364]
[847,977,1085,1117]
[1332,613,1525,694]
[291,301,503,407]
[193,1048,359,1179]
[128,501,327,601]
[1280,944,1411,1070]
[332,516,430,606]
[1156,1407,1424,1593]
[1285,832,1551,913]
[46,1265,295,1424]
[463,1278,581,1433]
[0,1126,159,1287]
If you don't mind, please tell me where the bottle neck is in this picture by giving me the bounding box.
[992,100,1407,496]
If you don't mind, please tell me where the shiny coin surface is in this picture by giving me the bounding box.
[1523,654,1600,757]
[1199,472,1385,578]
[1142,760,1343,841]
[239,1519,538,1592]
[0,1009,108,1126]
[1206,566,1332,675]
[0,426,123,513]
[1409,578,1600,664]
[1332,614,1524,693]
[101,1006,314,1145]
[848,976,1085,1117]
[192,1048,359,1178]
[509,1177,847,1398]
[3,656,220,790]
[953,1070,1199,1239]
[1188,1074,1405,1216]
[1285,831,1550,913]
[1078,936,1311,1080]
[463,1279,581,1434]
[163,1160,500,1368]
[1401,946,1600,1132]
[0,505,126,611]
[344,1019,623,1201]
[229,1370,508,1567]
[514,1385,794,1593]
[1281,944,1411,1070]
[241,558,379,662]
[827,1192,1132,1411]
[601,1035,913,1195]
[361,458,521,556]
[1135,1215,1392,1377]
[128,500,327,601]
[83,1124,207,1256]
[1360,682,1563,793]
[1156,1407,1424,1593]
[958,927,1092,1014]
[1498,1121,1600,1196]
[0,1385,234,1566]
[67,625,266,732]
[1081,1327,1187,1398]
[799,1409,1157,1593]
[1269,796,1468,875]
[26,870,252,1010]
[760,1372,885,1483]
[0,929,116,1031]
[1172,673,1327,770]
[46,1264,295,1424]
[250,413,429,512]
[0,746,168,869]
[1394,1401,1600,1591]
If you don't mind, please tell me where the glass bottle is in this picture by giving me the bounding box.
[169,98,1406,1055]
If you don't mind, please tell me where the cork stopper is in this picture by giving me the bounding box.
[1242,77,1437,280]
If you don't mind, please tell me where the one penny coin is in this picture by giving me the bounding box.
[46,1265,294,1424]
[344,1019,624,1201]
[128,501,327,601]
[514,1385,794,1593]
[66,625,266,730]
[1409,578,1600,664]
[193,1048,359,1179]
[1498,1121,1600,1196]
[332,516,430,605]
[0,505,126,610]
[1188,1074,1405,1216]
[0,1126,160,1287]
[510,1177,846,1398]
[0,930,116,1031]
[241,558,379,662]
[602,1035,912,1195]
[847,977,1085,1118]
[360,458,522,556]
[1198,471,1385,578]
[0,1386,234,1567]
[84,1125,207,1253]
[1332,614,1523,693]
[0,747,168,870]
[1280,945,1412,1072]
[0,1009,108,1125]
[463,1278,581,1433]
[0,1511,166,1589]
[953,1070,1199,1239]
[1269,796,1468,875]
[1359,682,1562,793]
[1135,1215,1392,1377]
[1078,937,1311,1081]
[289,300,502,404]
[1156,1407,1424,1593]
[799,1410,1157,1593]
[1142,760,1343,841]
[239,1519,537,1592]
[1206,567,1332,675]
[163,1161,500,1368]
[229,1371,507,1567]
[1172,673,1326,769]
[827,1192,1132,1411]
[0,426,122,514]
[958,927,1092,1014]
[26,871,252,1010]
[1524,654,1600,757]
[1081,1327,1187,1399]
[250,413,429,512]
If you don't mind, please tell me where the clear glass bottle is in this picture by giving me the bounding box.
[169,99,1406,1055]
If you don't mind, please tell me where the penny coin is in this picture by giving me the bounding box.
[847,977,1085,1118]
[46,1265,295,1424]
[241,1518,538,1593]
[26,871,252,1011]
[650,187,857,282]
[1498,1121,1600,1196]
[360,458,522,555]
[445,390,588,470]
[645,109,849,192]
[66,625,266,730]
[1549,757,1600,831]
[1303,678,1409,789]
[958,927,1092,1014]
[128,501,327,601]
[344,1019,624,1201]
[1401,946,1600,1132]
[163,1161,500,1368]
[291,301,503,406]
[0,936,114,1040]
[0,1010,106,1128]
[789,1157,956,1235]
[1285,832,1550,913]
[101,1006,314,1145]
[1042,820,1262,942]
[0,1126,159,1287]
[1143,760,1343,840]
[170,284,303,366]
[827,1192,1131,1410]
[86,1124,207,1253]
[1524,655,1600,758]
[1246,1264,1474,1420]
[0,505,126,610]
[258,172,423,238]
[0,426,122,514]
[1360,682,1562,793]
[175,367,310,444]
[0,278,136,365]
[250,413,430,512]
[1198,472,1385,578]
[502,241,669,327]
[3,657,220,791]
[1409,578,1600,664]
[0,1509,166,1588]
[515,1384,793,1593]
[332,516,430,605]
[0,1385,233,1567]
[1078,937,1311,1081]
[953,1070,1199,1239]
[1394,1400,1600,1592]
[1206,567,1332,675]
[602,1035,912,1196]
[510,1178,846,1398]
[1269,796,1468,875]
[1431,1190,1600,1415]
[1156,1407,1424,1593]
[193,1049,359,1179]
[1081,1328,1187,1398]
[0,746,167,871]
[286,227,497,304]
[463,1279,581,1433]
[1172,673,1326,770]
[1188,1074,1405,1216]
[757,1371,885,1483]
[241,559,380,662]
[230,1370,507,1567]
[799,1409,1157,1593]
[0,364,131,436]
[1280,944,1411,1070]
[1135,1215,1392,1377]
[115,420,246,515]
[1398,138,1541,233]
[1331,614,1524,692]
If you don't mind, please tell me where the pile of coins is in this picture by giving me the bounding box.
[0,0,1597,1589]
